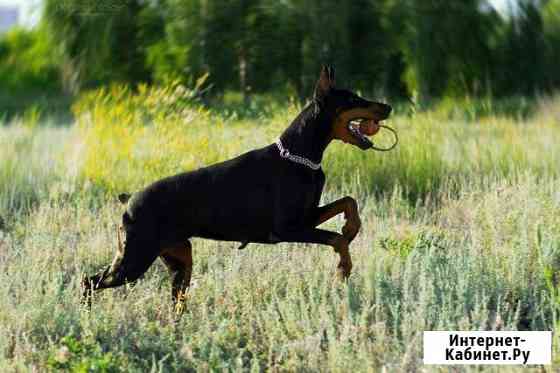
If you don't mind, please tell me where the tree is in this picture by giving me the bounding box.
[44,0,158,92]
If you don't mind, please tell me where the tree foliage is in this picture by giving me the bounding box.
[0,26,59,92]
[15,0,560,101]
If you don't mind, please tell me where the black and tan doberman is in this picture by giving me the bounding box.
[82,66,392,312]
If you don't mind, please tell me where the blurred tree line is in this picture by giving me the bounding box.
[2,0,560,103]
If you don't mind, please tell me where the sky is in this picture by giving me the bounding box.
[491,0,516,12]
[1,0,515,28]
[0,0,41,27]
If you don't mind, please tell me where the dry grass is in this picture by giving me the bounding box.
[1,91,559,371]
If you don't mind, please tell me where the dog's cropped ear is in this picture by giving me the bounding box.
[314,65,335,100]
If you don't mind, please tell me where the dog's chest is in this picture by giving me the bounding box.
[278,168,325,212]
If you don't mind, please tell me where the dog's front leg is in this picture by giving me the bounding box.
[311,196,361,243]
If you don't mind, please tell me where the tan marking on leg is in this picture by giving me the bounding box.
[160,242,193,314]
[329,235,353,280]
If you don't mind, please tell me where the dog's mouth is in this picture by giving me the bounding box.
[347,118,383,149]
[336,103,392,150]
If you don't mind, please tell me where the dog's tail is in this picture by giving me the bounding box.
[117,193,132,204]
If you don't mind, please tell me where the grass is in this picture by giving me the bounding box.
[1,88,560,371]
[0,124,77,219]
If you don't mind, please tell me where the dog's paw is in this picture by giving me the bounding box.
[175,301,186,315]
[336,259,353,280]
[174,291,188,315]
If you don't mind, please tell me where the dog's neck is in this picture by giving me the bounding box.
[278,102,333,165]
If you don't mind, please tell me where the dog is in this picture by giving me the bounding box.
[82,66,392,312]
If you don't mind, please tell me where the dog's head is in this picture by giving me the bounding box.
[314,66,392,150]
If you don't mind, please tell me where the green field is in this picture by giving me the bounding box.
[1,89,560,371]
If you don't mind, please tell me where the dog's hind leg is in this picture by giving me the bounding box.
[160,241,193,314]
[82,225,159,304]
